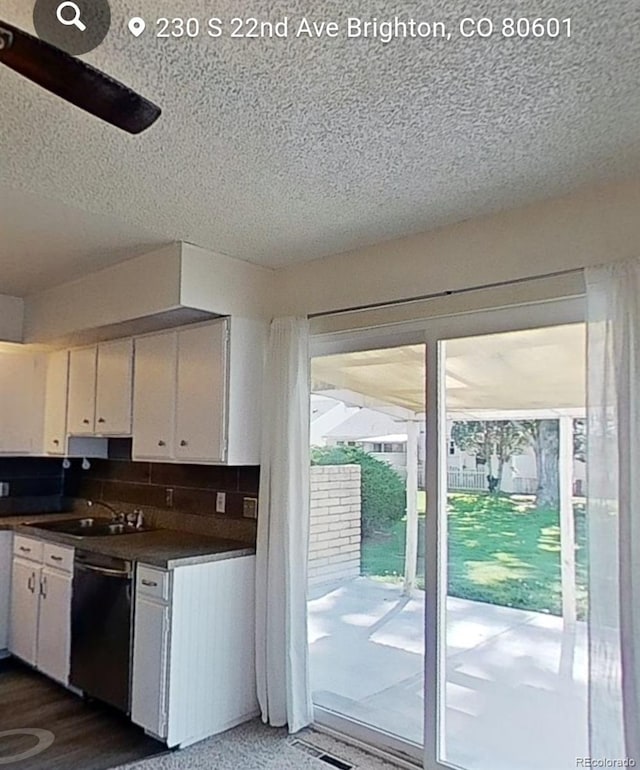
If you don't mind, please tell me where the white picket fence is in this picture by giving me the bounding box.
[447,468,538,494]
[447,469,486,491]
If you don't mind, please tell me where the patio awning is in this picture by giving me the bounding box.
[311,323,585,414]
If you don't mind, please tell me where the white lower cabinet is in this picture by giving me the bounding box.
[131,594,170,736]
[132,557,258,748]
[9,537,73,686]
[9,558,39,665]
[0,532,12,656]
[37,567,72,684]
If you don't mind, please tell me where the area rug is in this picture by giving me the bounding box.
[112,719,407,770]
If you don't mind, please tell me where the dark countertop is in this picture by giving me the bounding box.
[0,513,255,569]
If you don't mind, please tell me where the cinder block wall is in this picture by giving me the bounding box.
[309,465,361,586]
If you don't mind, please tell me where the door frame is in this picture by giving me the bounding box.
[423,296,585,770]
[310,327,427,766]
[309,295,585,769]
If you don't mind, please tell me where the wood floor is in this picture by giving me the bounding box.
[0,659,167,770]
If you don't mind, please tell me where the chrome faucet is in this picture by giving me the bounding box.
[86,500,125,522]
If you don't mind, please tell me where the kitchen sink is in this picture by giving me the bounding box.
[26,517,156,538]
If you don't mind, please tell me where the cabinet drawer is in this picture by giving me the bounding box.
[137,566,170,602]
[43,543,74,573]
[13,536,43,563]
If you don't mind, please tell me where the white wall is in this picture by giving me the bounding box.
[276,178,640,318]
[0,295,24,342]
[179,243,275,320]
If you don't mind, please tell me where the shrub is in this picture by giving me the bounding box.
[311,445,406,536]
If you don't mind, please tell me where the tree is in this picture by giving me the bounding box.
[311,445,406,536]
[450,420,532,493]
[525,419,560,508]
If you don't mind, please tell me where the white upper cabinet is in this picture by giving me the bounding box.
[132,317,264,465]
[68,341,133,437]
[95,338,133,435]
[43,350,69,455]
[67,346,97,435]
[175,323,226,463]
[133,332,177,460]
[224,317,265,465]
[0,315,263,462]
[0,351,45,454]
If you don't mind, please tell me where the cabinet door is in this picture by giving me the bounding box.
[9,560,40,666]
[131,596,170,737]
[0,533,12,652]
[43,350,69,455]
[175,323,227,462]
[95,339,133,435]
[0,354,38,454]
[132,332,177,460]
[37,568,72,685]
[67,347,97,435]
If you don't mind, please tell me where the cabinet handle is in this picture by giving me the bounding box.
[40,575,47,599]
[27,574,35,593]
[98,418,105,424]
[180,440,188,447]
[141,579,158,587]
[19,546,31,553]
[50,555,63,562]
[53,439,60,445]
[83,419,90,424]
[158,440,166,447]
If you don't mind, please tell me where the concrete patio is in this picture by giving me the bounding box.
[308,577,588,770]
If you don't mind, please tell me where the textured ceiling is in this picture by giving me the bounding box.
[0,188,167,295]
[1,0,640,295]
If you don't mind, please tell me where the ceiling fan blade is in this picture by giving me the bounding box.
[0,20,161,134]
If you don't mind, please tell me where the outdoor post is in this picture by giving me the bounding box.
[404,420,419,595]
[559,414,577,624]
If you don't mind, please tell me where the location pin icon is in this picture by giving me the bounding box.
[128,17,146,37]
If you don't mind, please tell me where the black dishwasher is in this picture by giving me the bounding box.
[70,551,134,713]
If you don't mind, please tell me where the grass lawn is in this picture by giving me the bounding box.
[361,492,588,618]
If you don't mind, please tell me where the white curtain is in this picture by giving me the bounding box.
[586,260,640,763]
[255,316,313,733]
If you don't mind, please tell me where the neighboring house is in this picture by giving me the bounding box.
[311,395,586,495]
[311,396,425,481]
[310,395,359,447]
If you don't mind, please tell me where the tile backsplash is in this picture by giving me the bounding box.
[0,456,259,545]
[0,457,65,515]
[63,458,259,542]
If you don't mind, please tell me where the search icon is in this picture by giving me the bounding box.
[56,2,86,31]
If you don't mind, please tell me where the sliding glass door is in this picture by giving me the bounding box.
[425,300,589,770]
[307,340,427,763]
[308,297,589,770]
